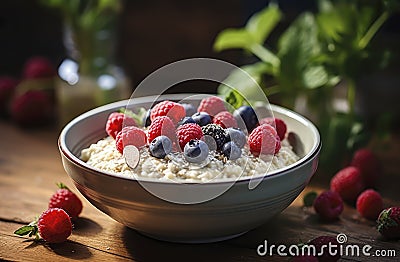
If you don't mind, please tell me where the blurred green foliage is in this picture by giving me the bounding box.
[214,0,396,173]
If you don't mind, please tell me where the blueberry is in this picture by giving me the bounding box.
[183,139,209,163]
[226,128,246,148]
[233,105,258,133]
[149,136,172,159]
[192,112,212,126]
[222,141,242,160]
[178,116,196,126]
[143,109,152,127]
[182,103,196,116]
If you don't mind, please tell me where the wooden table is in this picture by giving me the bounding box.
[0,121,399,261]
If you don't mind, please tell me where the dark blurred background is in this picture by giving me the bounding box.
[0,0,399,93]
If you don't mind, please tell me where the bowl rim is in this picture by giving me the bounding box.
[59,94,321,185]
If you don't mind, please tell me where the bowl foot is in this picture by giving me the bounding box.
[137,230,249,244]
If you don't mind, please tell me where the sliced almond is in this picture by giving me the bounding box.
[123,145,140,169]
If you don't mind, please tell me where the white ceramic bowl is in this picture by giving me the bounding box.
[58,94,321,243]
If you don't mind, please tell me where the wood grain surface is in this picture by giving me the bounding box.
[0,121,399,261]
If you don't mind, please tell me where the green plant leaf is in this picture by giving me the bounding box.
[246,3,282,44]
[225,90,246,109]
[98,0,120,12]
[214,4,282,52]
[317,2,380,50]
[218,62,271,103]
[303,191,318,207]
[347,121,370,151]
[326,75,341,87]
[302,65,328,89]
[213,29,254,52]
[279,13,320,59]
[316,9,348,42]
[249,44,280,69]
[277,13,321,92]
[14,225,36,236]
[56,182,70,190]
[119,107,147,127]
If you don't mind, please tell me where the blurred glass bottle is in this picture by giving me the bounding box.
[44,0,130,126]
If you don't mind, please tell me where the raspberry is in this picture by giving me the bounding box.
[49,183,83,219]
[313,191,344,221]
[356,189,383,220]
[106,112,137,139]
[351,148,381,187]
[213,111,238,128]
[197,96,226,116]
[377,207,400,239]
[150,100,185,123]
[201,124,228,151]
[176,123,203,149]
[307,236,341,262]
[330,167,365,203]
[10,90,52,126]
[23,56,56,79]
[37,208,72,243]
[147,116,177,144]
[0,76,18,114]
[14,208,72,243]
[259,117,287,141]
[248,124,281,156]
[116,126,147,154]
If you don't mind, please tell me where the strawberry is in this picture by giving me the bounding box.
[313,191,344,221]
[116,126,147,154]
[377,207,400,239]
[0,76,18,115]
[356,189,383,220]
[147,116,177,144]
[10,90,52,126]
[106,112,137,139]
[213,111,238,128]
[259,117,287,141]
[248,124,281,156]
[330,166,365,203]
[23,56,56,79]
[150,100,185,124]
[14,208,72,243]
[49,182,83,219]
[351,148,382,188]
[197,96,226,116]
[307,236,341,262]
[176,123,203,149]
